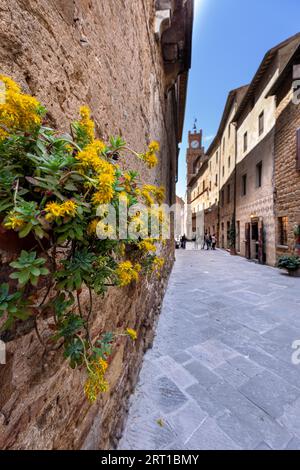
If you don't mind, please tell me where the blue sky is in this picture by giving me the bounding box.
[177,0,300,198]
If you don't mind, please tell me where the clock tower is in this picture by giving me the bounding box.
[186,128,203,186]
[185,125,205,239]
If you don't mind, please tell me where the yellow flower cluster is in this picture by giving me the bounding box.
[141,185,165,206]
[4,212,25,230]
[84,358,109,403]
[75,138,116,205]
[140,141,160,169]
[45,200,77,221]
[75,140,107,171]
[79,105,95,143]
[149,141,160,152]
[130,211,149,238]
[138,239,156,253]
[92,172,115,205]
[0,75,42,140]
[126,328,137,341]
[116,261,141,286]
[87,219,99,236]
[152,256,165,276]
[95,220,115,238]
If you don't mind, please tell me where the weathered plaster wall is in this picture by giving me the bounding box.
[237,72,277,165]
[0,0,179,449]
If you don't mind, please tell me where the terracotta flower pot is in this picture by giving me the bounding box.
[287,268,300,277]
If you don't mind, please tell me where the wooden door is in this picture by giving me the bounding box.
[258,219,264,264]
[245,222,251,259]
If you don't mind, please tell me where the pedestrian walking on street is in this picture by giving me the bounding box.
[211,234,217,250]
[181,234,187,249]
[207,234,212,250]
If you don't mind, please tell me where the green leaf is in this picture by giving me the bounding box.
[31,267,41,277]
[19,223,33,238]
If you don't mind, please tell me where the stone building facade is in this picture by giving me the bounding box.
[268,44,300,259]
[187,33,300,266]
[185,129,206,239]
[0,0,193,450]
[234,34,300,266]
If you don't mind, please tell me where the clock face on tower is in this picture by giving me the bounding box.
[191,140,199,149]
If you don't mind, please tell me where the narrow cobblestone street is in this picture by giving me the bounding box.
[119,249,300,450]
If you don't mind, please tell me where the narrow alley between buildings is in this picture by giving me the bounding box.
[119,249,300,450]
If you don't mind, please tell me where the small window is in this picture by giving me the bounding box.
[216,151,219,164]
[227,184,230,203]
[278,216,288,246]
[242,174,247,196]
[209,161,212,171]
[223,138,225,153]
[244,132,248,152]
[203,181,205,192]
[256,161,263,188]
[228,156,231,169]
[228,124,231,138]
[259,111,264,136]
[215,173,218,186]
[222,166,225,177]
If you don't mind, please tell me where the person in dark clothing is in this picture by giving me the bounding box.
[207,234,212,250]
[181,234,187,249]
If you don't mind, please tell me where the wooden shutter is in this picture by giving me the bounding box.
[297,128,300,170]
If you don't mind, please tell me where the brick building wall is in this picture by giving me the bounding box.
[274,71,300,259]
[235,129,276,265]
[0,0,192,450]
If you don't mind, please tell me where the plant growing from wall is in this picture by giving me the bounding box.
[0,75,166,402]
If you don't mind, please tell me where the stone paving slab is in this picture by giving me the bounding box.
[118,250,300,450]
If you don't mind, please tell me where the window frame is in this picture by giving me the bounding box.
[278,216,288,247]
[256,161,263,188]
[259,111,264,136]
[242,174,247,196]
[243,132,248,153]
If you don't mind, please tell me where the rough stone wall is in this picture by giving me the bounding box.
[0,0,179,450]
[219,172,235,250]
[274,78,300,258]
[235,129,276,266]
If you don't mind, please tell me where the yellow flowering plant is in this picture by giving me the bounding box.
[0,75,166,402]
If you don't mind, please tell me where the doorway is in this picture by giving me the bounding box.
[236,221,240,253]
[251,219,259,261]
